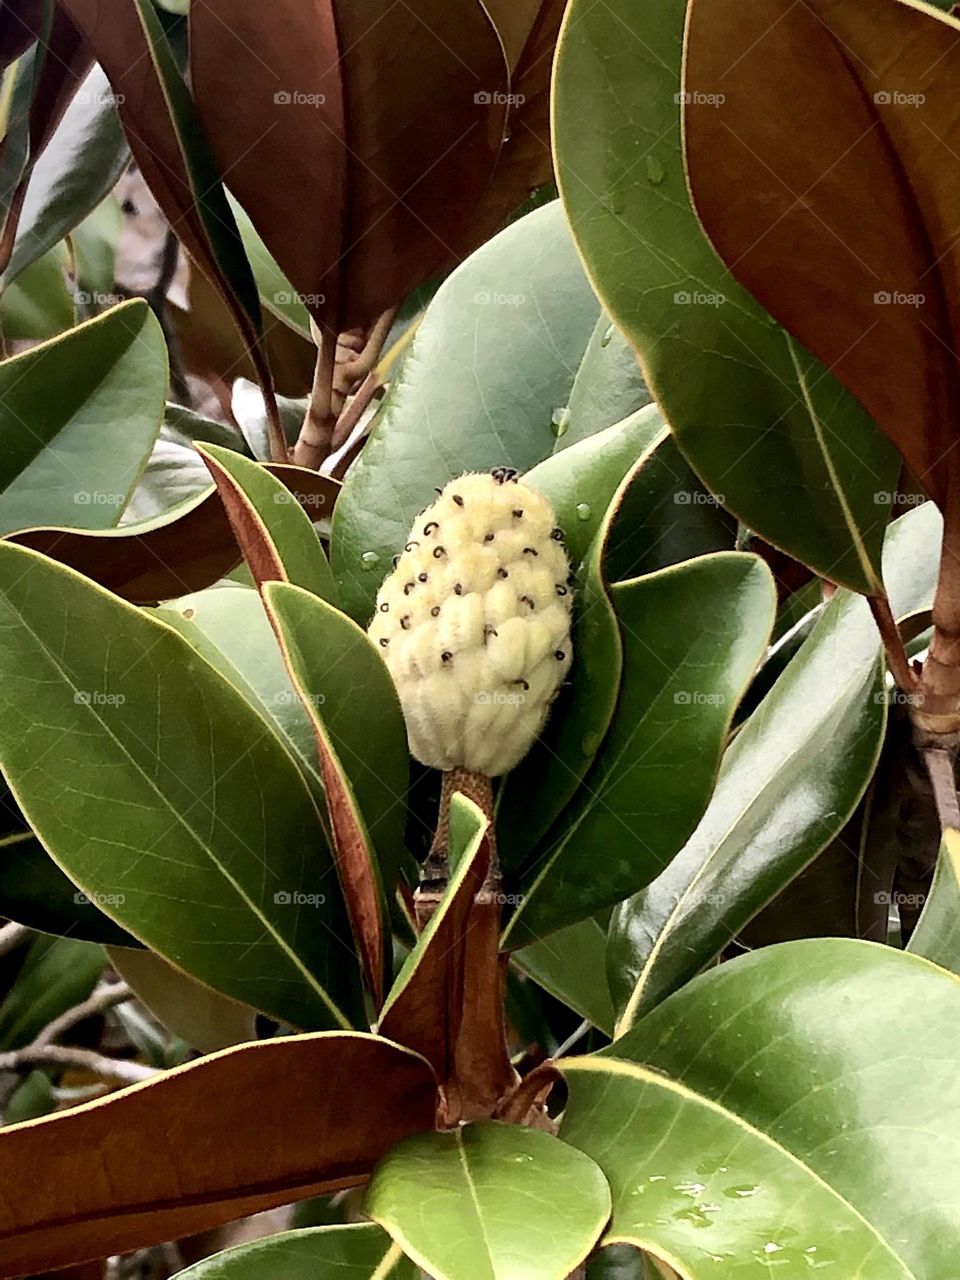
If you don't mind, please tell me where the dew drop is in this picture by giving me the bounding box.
[360,551,381,570]
[575,502,591,522]
[600,324,616,348]
[550,406,569,438]
[645,154,665,185]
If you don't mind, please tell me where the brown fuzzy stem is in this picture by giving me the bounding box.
[916,488,960,734]
[416,768,496,932]
[868,593,921,695]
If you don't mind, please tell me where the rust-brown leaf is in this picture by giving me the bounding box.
[188,0,510,333]
[7,465,339,604]
[683,0,960,507]
[379,794,515,1125]
[0,1032,437,1279]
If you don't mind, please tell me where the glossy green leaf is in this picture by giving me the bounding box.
[107,946,257,1053]
[513,916,615,1035]
[0,246,72,338]
[263,582,409,907]
[498,421,667,865]
[562,940,960,1278]
[198,444,337,603]
[157,585,322,795]
[333,201,601,623]
[0,299,166,534]
[70,194,122,301]
[365,1121,611,1280]
[0,542,365,1031]
[0,935,103,1050]
[1,65,128,287]
[908,829,960,973]
[524,406,666,571]
[0,822,138,946]
[560,315,653,451]
[553,0,899,593]
[504,552,776,946]
[609,503,942,1033]
[172,1223,418,1280]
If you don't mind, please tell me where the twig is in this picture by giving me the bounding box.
[35,980,133,1047]
[868,594,920,694]
[0,922,31,959]
[330,370,381,453]
[921,745,960,831]
[0,1045,156,1085]
[294,308,397,469]
[554,1018,590,1059]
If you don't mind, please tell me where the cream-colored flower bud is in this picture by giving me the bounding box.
[368,470,573,775]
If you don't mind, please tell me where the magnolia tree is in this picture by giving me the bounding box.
[0,0,957,1277]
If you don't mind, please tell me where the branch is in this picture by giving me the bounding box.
[921,744,960,831]
[35,980,133,1047]
[0,922,32,958]
[868,593,920,694]
[0,1045,156,1085]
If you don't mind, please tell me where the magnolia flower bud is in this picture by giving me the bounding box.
[368,470,573,776]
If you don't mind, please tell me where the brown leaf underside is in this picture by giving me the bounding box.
[0,1034,436,1278]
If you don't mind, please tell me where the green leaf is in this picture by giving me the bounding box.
[562,939,960,1278]
[513,916,615,1035]
[198,444,337,603]
[907,829,960,972]
[609,502,942,1033]
[70,195,123,301]
[264,583,413,1006]
[498,421,667,865]
[332,201,601,624]
[560,315,653,451]
[364,1121,611,1280]
[0,935,103,1050]
[503,551,776,945]
[0,542,365,1031]
[107,946,257,1053]
[157,585,322,795]
[263,583,410,905]
[2,66,128,287]
[172,1223,418,1280]
[0,246,72,339]
[0,821,139,946]
[0,299,166,534]
[553,0,900,593]
[524,406,666,571]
